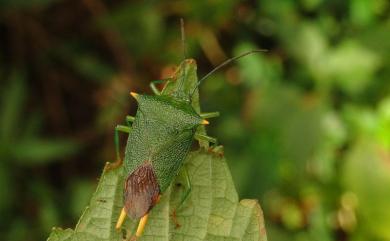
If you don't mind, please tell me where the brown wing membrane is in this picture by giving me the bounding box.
[123,161,160,219]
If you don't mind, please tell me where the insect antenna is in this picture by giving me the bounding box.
[174,18,188,99]
[180,18,187,60]
[189,49,267,99]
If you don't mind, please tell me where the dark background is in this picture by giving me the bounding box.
[0,0,389,240]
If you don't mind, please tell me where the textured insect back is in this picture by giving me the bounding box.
[124,93,204,191]
[160,59,209,148]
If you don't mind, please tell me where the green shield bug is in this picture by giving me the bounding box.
[110,22,265,240]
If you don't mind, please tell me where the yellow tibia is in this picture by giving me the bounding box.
[115,207,127,230]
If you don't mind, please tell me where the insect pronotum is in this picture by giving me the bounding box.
[109,20,265,240]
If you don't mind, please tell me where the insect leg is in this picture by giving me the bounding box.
[129,192,161,240]
[115,125,131,162]
[106,125,132,170]
[115,207,127,229]
[135,213,149,238]
[127,213,150,240]
[170,167,191,228]
[149,80,167,95]
[178,166,192,209]
[194,133,218,145]
[126,115,135,126]
[200,111,220,119]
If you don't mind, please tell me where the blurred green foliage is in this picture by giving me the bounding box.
[0,0,389,241]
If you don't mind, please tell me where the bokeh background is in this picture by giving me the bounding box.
[1,0,389,241]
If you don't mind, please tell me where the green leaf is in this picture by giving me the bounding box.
[47,148,267,241]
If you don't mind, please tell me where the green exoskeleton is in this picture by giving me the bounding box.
[110,50,264,239]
